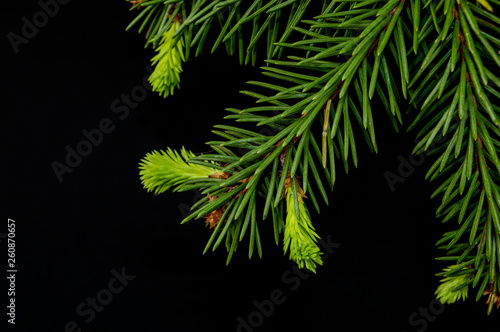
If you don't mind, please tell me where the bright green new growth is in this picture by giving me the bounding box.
[435,265,473,304]
[127,0,500,312]
[149,20,185,97]
[139,147,219,194]
[283,184,323,273]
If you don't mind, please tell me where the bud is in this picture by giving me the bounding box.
[283,177,323,273]
[139,147,219,194]
[149,19,185,98]
[435,265,473,304]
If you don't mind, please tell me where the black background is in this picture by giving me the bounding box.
[2,1,499,331]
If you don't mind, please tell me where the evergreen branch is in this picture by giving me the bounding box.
[129,0,500,313]
[135,0,412,272]
[408,0,500,313]
[126,0,320,97]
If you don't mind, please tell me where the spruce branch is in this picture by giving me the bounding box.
[134,0,410,274]
[125,0,500,313]
[408,0,500,313]
[126,0,317,97]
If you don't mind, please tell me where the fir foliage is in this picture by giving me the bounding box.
[126,0,500,312]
